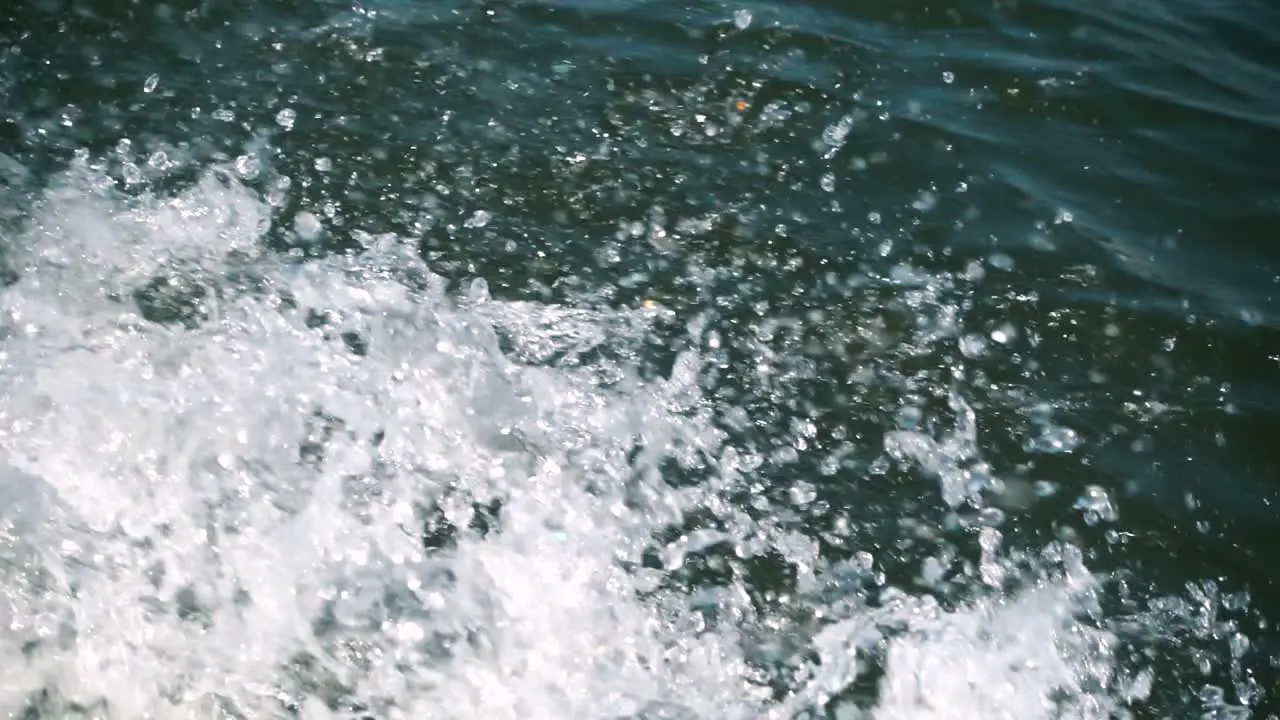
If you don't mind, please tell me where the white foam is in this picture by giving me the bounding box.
[0,156,1162,718]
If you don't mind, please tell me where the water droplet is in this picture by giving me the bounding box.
[1025,424,1081,454]
[988,252,1015,270]
[464,210,492,228]
[33,612,60,638]
[143,73,159,93]
[990,322,1017,344]
[59,105,81,127]
[733,8,753,29]
[1230,632,1250,659]
[978,527,1004,587]
[1198,684,1225,708]
[234,154,261,180]
[1034,480,1058,497]
[294,211,323,242]
[920,556,948,585]
[958,333,988,358]
[1029,234,1056,251]
[833,702,861,720]
[912,190,937,212]
[895,405,923,430]
[942,71,955,84]
[978,507,1006,526]
[147,150,170,169]
[314,157,333,172]
[212,108,236,123]
[1074,485,1118,525]
[821,114,855,151]
[275,108,297,130]
[789,480,817,506]
[121,162,142,185]
[819,173,835,192]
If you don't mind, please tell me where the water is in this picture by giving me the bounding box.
[1,0,1278,718]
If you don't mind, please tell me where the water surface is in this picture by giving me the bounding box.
[1,0,1278,717]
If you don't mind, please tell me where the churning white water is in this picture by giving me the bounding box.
[0,155,1175,719]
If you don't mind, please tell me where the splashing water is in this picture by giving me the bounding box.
[0,155,1260,719]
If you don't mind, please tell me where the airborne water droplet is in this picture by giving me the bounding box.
[990,322,1017,344]
[988,252,1015,270]
[958,333,988,358]
[275,108,297,130]
[143,73,159,93]
[912,190,938,212]
[1074,485,1118,525]
[294,210,324,242]
[468,277,490,304]
[234,154,261,180]
[1025,424,1081,454]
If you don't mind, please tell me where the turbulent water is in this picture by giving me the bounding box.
[1,0,1278,718]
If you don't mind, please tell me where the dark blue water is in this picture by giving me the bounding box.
[2,0,1278,717]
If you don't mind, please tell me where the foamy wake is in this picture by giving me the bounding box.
[1,156,1154,718]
